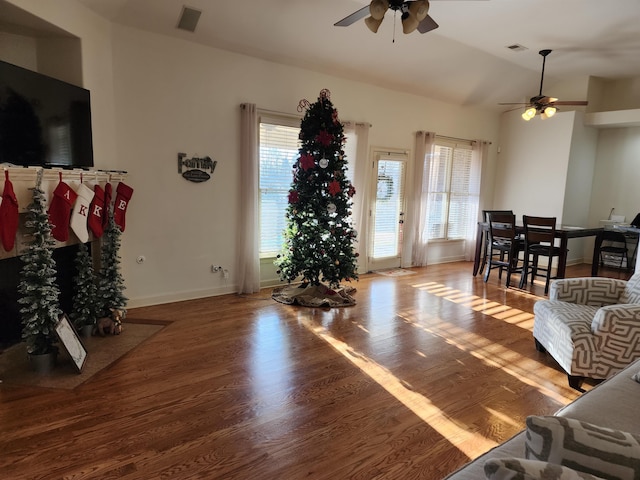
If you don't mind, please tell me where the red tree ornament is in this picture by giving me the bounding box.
[316,130,333,146]
[328,180,341,196]
[299,153,315,171]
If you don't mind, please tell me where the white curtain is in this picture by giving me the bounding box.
[343,122,371,273]
[464,140,487,261]
[411,131,435,266]
[237,103,261,293]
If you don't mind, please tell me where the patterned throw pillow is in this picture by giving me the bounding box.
[525,416,640,480]
[620,273,640,304]
[484,458,605,480]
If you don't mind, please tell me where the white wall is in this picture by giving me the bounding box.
[494,109,574,220]
[588,127,640,226]
[561,112,599,263]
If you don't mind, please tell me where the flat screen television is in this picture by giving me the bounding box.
[0,59,93,168]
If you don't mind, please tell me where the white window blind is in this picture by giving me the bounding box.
[372,158,406,258]
[259,116,301,256]
[426,138,473,240]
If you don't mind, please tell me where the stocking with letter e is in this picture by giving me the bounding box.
[113,182,134,232]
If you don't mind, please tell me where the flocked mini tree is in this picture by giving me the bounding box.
[18,173,61,355]
[275,89,358,288]
[96,207,127,317]
[70,242,98,330]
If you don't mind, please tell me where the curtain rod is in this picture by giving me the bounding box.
[254,107,372,128]
[436,134,492,145]
[342,121,373,128]
[256,107,301,121]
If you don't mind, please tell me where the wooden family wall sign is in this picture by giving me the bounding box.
[177,153,217,183]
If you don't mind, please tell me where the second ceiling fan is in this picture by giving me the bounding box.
[500,49,588,121]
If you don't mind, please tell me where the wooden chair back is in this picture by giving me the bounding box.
[488,212,517,244]
[523,215,556,246]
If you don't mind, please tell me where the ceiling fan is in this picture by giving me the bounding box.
[499,49,588,121]
[334,0,438,35]
[335,0,489,36]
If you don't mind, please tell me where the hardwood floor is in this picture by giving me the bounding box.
[0,262,631,479]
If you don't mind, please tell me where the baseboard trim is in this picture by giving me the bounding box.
[126,284,237,309]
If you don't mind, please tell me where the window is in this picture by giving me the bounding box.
[259,116,300,257]
[425,138,474,240]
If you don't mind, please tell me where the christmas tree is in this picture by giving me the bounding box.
[276,89,358,288]
[70,242,98,330]
[96,206,127,317]
[18,173,61,355]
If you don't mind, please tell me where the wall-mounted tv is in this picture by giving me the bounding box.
[0,59,93,169]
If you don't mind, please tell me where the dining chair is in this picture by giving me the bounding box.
[483,212,522,287]
[520,215,561,295]
[479,209,514,275]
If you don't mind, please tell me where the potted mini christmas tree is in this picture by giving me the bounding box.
[96,207,127,318]
[70,242,98,337]
[18,172,61,372]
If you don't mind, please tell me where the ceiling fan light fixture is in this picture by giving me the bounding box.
[369,0,389,20]
[542,106,557,118]
[522,107,536,121]
[409,0,430,22]
[365,15,384,33]
[402,12,419,34]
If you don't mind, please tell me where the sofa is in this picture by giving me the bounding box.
[533,274,640,390]
[442,357,640,479]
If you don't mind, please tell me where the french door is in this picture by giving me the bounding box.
[368,151,407,271]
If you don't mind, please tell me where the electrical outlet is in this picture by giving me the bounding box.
[211,265,221,273]
[223,269,229,279]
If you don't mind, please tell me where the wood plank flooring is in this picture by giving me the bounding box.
[0,262,631,479]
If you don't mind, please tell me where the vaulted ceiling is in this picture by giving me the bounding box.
[73,0,640,111]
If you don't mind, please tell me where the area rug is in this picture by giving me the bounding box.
[0,320,167,390]
[374,268,416,277]
[272,283,357,307]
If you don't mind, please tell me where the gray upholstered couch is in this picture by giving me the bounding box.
[442,357,640,479]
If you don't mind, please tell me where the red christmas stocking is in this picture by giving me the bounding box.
[102,182,112,229]
[113,182,134,232]
[89,184,105,238]
[48,180,78,242]
[0,170,19,251]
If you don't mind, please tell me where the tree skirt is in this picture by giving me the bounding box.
[272,283,356,307]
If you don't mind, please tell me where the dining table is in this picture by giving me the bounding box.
[472,222,605,279]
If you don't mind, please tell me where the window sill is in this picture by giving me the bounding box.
[428,238,465,244]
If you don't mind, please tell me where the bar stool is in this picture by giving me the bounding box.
[520,215,561,295]
[479,209,514,275]
[483,212,523,287]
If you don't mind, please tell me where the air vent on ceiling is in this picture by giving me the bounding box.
[506,44,528,52]
[177,6,202,33]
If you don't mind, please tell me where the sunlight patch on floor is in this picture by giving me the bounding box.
[484,406,521,430]
[410,281,537,331]
[401,316,574,405]
[297,314,497,458]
